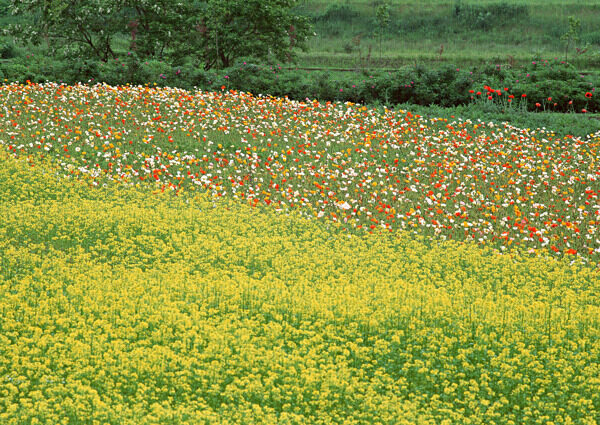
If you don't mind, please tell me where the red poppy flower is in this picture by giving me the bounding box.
[585,92,593,98]
[566,248,577,255]
[521,94,527,98]
[535,102,541,107]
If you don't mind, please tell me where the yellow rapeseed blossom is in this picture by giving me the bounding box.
[1,143,599,423]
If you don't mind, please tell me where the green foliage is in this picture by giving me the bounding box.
[0,62,34,82]
[375,0,391,59]
[398,103,600,139]
[0,0,9,15]
[1,49,597,126]
[9,0,129,62]
[0,41,16,59]
[478,59,599,113]
[295,0,600,70]
[4,0,600,71]
[314,3,360,22]
[8,0,312,71]
[453,1,529,30]
[133,58,174,87]
[186,0,312,70]
[561,16,581,62]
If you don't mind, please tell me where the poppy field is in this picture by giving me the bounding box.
[1,82,600,424]
[1,82,599,264]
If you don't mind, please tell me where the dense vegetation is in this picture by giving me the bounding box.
[1,84,599,424]
[1,0,599,134]
[4,0,600,69]
[2,53,598,136]
[1,83,599,266]
[1,2,599,423]
[299,0,600,69]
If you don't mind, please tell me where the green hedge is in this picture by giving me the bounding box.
[1,55,598,115]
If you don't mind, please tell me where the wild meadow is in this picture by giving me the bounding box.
[0,82,599,424]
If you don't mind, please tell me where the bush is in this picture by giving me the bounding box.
[316,4,361,23]
[1,51,597,114]
[0,62,35,82]
[453,1,529,30]
[0,41,16,59]
[402,102,600,138]
[135,58,175,87]
[224,62,277,95]
[473,59,599,113]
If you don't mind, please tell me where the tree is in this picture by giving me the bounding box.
[375,0,390,61]
[10,0,129,62]
[174,0,312,70]
[561,16,581,63]
[124,0,191,59]
[10,0,311,70]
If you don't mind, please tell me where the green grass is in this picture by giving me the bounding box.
[294,0,600,70]
[391,103,600,139]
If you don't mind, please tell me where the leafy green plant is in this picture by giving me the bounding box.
[375,0,391,60]
[9,0,312,71]
[561,16,581,63]
[0,41,16,59]
[453,1,529,30]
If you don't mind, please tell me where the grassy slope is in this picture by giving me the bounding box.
[1,152,599,424]
[296,0,600,69]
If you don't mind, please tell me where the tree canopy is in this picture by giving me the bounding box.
[9,0,311,69]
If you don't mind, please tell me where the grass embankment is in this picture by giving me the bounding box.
[296,0,600,70]
[1,150,599,424]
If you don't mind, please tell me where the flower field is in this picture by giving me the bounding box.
[1,83,600,424]
[1,82,599,264]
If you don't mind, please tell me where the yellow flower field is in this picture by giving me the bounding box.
[1,152,599,424]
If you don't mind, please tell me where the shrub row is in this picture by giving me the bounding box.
[1,54,598,113]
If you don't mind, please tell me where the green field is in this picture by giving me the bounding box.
[295,0,600,69]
